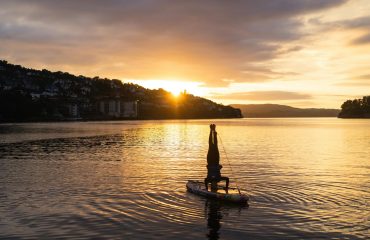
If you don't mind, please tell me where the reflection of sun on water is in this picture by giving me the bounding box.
[127,79,207,97]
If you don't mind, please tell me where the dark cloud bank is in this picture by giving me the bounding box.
[0,0,349,86]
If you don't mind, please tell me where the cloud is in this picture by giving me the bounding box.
[309,15,370,45]
[212,91,312,101]
[351,33,370,45]
[335,16,370,45]
[240,63,299,83]
[355,74,370,80]
[336,74,370,86]
[0,0,348,86]
[334,16,370,29]
[310,16,370,30]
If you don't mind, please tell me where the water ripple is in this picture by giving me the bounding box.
[0,119,369,239]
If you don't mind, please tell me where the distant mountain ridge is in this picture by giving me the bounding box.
[231,104,340,118]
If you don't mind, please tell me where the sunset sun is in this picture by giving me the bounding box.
[127,79,207,98]
[161,82,183,97]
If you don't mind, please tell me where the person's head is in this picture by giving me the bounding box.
[210,124,216,131]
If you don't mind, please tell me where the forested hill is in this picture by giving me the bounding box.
[0,60,241,122]
[338,96,370,118]
[232,104,340,118]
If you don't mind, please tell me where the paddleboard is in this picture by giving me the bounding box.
[186,180,249,204]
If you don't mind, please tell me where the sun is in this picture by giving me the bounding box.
[167,87,182,97]
[127,79,207,97]
[150,80,187,97]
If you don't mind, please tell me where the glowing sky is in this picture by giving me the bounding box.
[1,0,370,108]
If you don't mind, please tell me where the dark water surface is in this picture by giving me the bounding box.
[0,119,369,239]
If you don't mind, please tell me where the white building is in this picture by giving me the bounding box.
[68,104,79,118]
[99,99,137,118]
[121,101,138,118]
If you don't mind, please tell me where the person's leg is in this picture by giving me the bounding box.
[204,177,209,190]
[217,176,229,193]
[224,177,229,194]
[210,180,218,192]
[219,176,229,189]
[225,177,229,189]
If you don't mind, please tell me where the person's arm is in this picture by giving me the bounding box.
[209,124,217,145]
[213,131,218,145]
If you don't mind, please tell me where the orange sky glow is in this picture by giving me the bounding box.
[1,0,370,108]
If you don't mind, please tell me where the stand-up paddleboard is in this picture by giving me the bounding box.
[186,180,249,204]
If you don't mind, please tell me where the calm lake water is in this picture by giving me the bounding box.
[0,118,369,239]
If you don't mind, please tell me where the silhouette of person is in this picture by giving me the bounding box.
[204,124,229,191]
[205,200,222,240]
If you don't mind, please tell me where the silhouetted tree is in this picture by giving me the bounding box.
[338,96,370,118]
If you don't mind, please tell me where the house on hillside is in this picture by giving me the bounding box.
[121,101,138,118]
[67,103,79,118]
[98,98,138,119]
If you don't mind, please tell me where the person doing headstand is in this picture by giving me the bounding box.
[205,124,229,191]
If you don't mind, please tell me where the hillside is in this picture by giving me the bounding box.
[231,104,340,118]
[0,60,241,122]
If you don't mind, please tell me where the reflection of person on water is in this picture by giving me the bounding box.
[205,124,229,192]
[205,200,222,240]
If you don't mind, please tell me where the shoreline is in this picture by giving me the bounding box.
[0,116,349,124]
[0,116,245,124]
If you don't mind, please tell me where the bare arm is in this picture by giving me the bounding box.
[209,129,212,145]
[209,124,217,145]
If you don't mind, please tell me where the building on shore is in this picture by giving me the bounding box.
[98,98,138,119]
[67,103,79,118]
